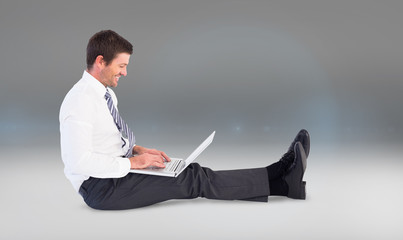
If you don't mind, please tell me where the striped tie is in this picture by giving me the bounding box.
[105,90,135,157]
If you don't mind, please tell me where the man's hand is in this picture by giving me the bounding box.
[133,146,171,162]
[129,153,166,169]
[130,145,171,169]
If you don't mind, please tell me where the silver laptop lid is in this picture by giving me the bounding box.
[176,131,215,176]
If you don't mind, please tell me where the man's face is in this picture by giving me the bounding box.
[99,52,130,88]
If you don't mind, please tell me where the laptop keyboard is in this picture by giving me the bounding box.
[165,159,183,172]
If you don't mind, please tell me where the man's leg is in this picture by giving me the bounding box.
[79,163,270,210]
[79,130,310,210]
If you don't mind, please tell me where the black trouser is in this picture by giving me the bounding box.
[79,163,270,210]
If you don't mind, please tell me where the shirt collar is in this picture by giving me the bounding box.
[82,70,108,97]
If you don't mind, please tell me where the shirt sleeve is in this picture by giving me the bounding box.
[60,94,131,179]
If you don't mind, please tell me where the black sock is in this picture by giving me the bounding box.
[266,161,287,181]
[265,150,295,180]
[266,150,295,196]
[269,178,288,196]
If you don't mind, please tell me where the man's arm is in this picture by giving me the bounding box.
[60,93,132,178]
[60,116,131,178]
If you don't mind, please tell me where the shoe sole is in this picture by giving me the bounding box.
[285,142,307,199]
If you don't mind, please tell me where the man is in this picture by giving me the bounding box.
[59,30,310,210]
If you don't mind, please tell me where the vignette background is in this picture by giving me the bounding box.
[1,0,402,239]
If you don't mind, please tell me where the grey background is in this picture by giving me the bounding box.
[1,0,402,239]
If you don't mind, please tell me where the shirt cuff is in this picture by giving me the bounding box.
[118,157,132,173]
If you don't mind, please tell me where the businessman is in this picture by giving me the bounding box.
[59,30,310,210]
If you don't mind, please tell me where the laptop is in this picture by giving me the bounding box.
[129,131,215,177]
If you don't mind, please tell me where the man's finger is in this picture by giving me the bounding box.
[153,161,165,168]
[161,152,171,162]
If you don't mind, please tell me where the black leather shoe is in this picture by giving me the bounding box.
[284,142,307,199]
[288,129,310,158]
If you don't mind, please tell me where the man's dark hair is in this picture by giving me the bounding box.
[86,30,133,70]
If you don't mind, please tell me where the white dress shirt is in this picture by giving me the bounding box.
[59,71,133,192]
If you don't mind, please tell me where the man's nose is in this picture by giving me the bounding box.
[121,68,127,76]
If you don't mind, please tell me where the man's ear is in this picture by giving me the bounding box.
[94,55,105,68]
